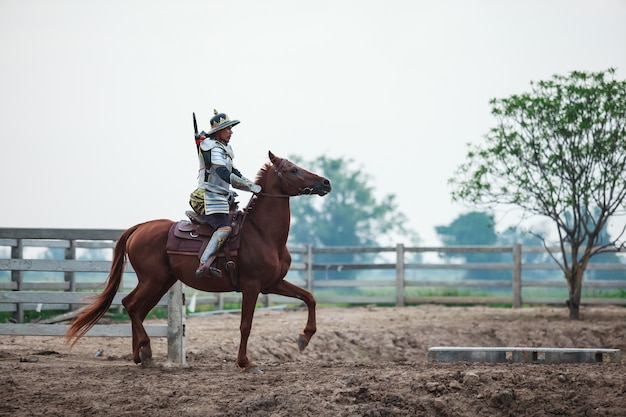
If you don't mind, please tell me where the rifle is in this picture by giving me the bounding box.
[194,112,212,181]
[193,112,201,150]
[193,112,209,151]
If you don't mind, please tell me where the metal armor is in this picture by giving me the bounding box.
[197,139,235,215]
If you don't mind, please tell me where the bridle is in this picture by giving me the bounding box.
[258,158,317,198]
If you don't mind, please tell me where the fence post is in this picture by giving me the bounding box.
[306,244,313,293]
[167,281,186,364]
[11,239,24,323]
[65,239,76,310]
[512,243,522,308]
[396,243,405,307]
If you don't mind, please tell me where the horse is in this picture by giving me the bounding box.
[65,151,332,372]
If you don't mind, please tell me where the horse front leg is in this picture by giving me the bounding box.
[237,290,262,373]
[266,280,316,352]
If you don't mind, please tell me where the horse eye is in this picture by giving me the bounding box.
[290,168,298,174]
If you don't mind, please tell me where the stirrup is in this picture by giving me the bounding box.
[195,262,223,278]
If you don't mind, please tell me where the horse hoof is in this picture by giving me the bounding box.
[139,347,155,367]
[297,335,309,352]
[141,358,155,367]
[140,356,157,368]
[244,366,263,374]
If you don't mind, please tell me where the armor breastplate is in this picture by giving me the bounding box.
[197,139,235,215]
[197,139,234,193]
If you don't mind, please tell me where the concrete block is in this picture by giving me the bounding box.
[427,347,621,364]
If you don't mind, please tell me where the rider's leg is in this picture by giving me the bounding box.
[195,226,232,278]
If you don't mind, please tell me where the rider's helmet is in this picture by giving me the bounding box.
[207,109,240,136]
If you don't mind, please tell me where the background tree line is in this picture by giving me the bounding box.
[285,156,624,283]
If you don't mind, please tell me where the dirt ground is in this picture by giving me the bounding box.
[1,304,625,417]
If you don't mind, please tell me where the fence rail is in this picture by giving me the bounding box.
[2,228,626,320]
[285,243,626,308]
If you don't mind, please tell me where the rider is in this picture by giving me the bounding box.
[189,109,261,278]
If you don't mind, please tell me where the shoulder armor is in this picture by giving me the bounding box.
[199,138,218,152]
[200,139,234,160]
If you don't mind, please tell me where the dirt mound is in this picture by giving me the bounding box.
[1,305,625,416]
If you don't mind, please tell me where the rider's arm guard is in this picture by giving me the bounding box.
[230,173,261,194]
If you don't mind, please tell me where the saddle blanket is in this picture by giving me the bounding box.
[166,220,213,257]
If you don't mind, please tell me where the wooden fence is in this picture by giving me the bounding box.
[0,228,185,363]
[1,227,625,322]
[287,244,626,307]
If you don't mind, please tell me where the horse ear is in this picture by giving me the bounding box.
[268,151,277,163]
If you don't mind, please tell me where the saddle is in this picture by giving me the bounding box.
[166,206,246,279]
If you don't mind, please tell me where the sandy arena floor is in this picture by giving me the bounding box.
[1,304,625,416]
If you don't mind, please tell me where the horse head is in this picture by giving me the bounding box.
[267,151,332,197]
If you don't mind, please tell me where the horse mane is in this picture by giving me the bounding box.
[254,162,272,187]
[244,162,272,212]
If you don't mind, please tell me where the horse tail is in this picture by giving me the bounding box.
[65,224,141,347]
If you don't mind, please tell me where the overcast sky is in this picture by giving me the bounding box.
[1,0,625,245]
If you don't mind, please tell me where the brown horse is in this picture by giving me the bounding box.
[65,151,331,372]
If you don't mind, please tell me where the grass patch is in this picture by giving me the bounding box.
[0,309,69,323]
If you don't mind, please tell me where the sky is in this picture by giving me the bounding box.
[1,0,625,246]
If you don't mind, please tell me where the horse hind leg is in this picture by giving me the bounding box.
[122,280,173,365]
[122,289,152,365]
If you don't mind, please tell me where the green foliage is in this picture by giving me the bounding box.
[498,224,554,280]
[451,69,626,223]
[288,154,419,279]
[436,211,497,246]
[435,211,508,281]
[449,68,626,317]
[289,155,415,247]
[0,309,69,323]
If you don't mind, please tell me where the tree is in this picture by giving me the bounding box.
[435,211,508,281]
[497,224,555,281]
[288,155,418,279]
[449,68,626,319]
[564,207,624,281]
[436,211,497,247]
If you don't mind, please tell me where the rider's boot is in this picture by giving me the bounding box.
[195,226,232,278]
